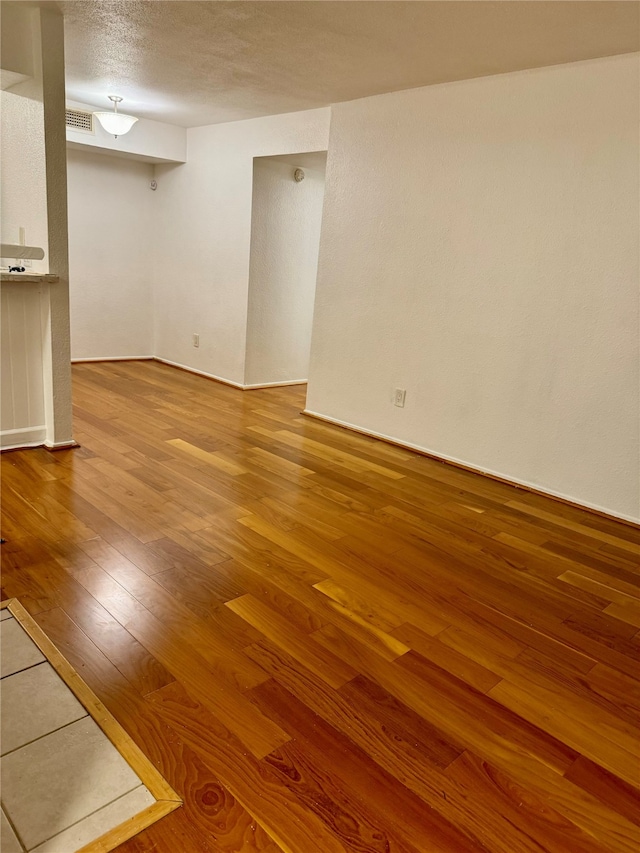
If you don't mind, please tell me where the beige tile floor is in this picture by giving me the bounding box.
[0,614,155,853]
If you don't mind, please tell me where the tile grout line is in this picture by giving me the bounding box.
[0,711,90,759]
[25,784,147,853]
[0,660,48,681]
[1,802,28,853]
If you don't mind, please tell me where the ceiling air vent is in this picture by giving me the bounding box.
[65,108,93,133]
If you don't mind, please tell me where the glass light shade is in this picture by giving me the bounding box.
[93,111,138,136]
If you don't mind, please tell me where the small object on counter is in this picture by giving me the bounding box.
[8,266,26,272]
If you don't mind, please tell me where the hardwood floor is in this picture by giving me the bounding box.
[1,359,638,853]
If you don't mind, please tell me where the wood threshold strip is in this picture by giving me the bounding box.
[0,598,182,853]
[301,409,640,531]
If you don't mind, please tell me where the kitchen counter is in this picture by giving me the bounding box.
[1,273,59,283]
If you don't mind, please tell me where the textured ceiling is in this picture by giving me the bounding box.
[55,1,639,127]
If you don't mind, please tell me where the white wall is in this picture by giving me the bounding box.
[0,91,48,270]
[0,2,35,82]
[67,149,156,359]
[245,152,326,386]
[307,54,640,522]
[153,108,330,386]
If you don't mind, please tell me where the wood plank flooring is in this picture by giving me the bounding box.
[1,359,638,853]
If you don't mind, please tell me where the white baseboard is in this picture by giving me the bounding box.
[1,425,47,451]
[153,358,245,389]
[303,409,639,526]
[1,440,47,452]
[71,356,154,363]
[73,357,307,392]
[244,379,307,389]
[1,428,79,452]
[155,359,306,391]
[43,439,79,451]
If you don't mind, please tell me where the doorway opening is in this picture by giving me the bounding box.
[245,151,327,400]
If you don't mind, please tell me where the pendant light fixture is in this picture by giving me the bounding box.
[93,95,138,138]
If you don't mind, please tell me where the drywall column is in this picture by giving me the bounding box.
[245,153,326,387]
[40,6,74,448]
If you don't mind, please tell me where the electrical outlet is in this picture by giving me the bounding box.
[394,388,406,408]
[192,333,200,348]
